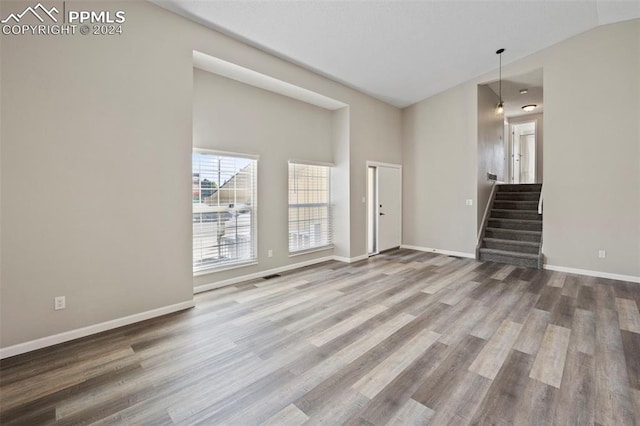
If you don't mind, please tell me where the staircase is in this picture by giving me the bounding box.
[477,183,543,269]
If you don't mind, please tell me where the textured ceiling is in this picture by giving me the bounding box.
[154,0,640,108]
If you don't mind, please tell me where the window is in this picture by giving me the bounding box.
[288,162,332,253]
[192,150,257,273]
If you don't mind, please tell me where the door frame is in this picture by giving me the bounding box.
[366,161,403,256]
[509,119,538,184]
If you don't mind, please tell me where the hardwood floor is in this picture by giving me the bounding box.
[1,249,640,425]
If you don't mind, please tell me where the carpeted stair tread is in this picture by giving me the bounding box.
[488,218,542,224]
[478,248,539,260]
[483,238,540,247]
[492,201,539,211]
[490,209,542,220]
[492,200,539,204]
[491,208,542,214]
[495,192,541,200]
[487,218,542,231]
[496,184,543,192]
[482,237,540,254]
[485,228,541,236]
[479,183,543,269]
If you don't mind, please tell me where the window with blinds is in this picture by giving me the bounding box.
[288,162,333,253]
[192,150,257,273]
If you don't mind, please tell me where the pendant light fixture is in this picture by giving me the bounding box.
[496,48,505,115]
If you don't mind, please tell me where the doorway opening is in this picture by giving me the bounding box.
[367,162,402,256]
[510,120,537,184]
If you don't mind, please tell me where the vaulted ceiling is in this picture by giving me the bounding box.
[154,0,640,108]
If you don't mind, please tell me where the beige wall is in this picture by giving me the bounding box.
[1,2,195,348]
[541,20,639,276]
[402,83,478,254]
[348,104,403,257]
[403,19,640,277]
[192,69,334,287]
[331,108,351,259]
[477,84,506,230]
[0,1,402,349]
[2,0,635,353]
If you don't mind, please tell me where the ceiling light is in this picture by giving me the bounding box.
[519,89,528,94]
[522,104,537,112]
[495,48,505,115]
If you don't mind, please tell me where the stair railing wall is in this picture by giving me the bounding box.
[538,194,543,214]
[537,192,544,268]
[476,181,498,260]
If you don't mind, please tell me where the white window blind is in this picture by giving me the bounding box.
[288,162,332,253]
[192,151,257,273]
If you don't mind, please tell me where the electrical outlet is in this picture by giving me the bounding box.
[268,250,273,258]
[54,296,66,310]
[466,199,473,206]
[598,250,606,259]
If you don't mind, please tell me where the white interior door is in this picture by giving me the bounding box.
[377,166,402,252]
[510,121,536,184]
[519,134,536,183]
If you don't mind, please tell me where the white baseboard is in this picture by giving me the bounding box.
[194,256,336,293]
[3,254,368,358]
[0,300,195,359]
[400,244,475,259]
[333,254,368,263]
[195,254,371,294]
[8,252,635,360]
[543,264,640,283]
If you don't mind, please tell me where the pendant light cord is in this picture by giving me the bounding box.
[496,48,505,105]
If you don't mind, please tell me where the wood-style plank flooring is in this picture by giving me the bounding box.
[2,249,640,425]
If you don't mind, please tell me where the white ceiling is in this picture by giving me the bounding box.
[154,0,640,108]
[487,69,544,118]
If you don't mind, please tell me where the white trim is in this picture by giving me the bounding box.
[192,147,259,160]
[0,300,195,359]
[192,51,347,111]
[289,245,334,257]
[194,253,370,294]
[366,162,403,255]
[194,261,259,277]
[194,256,335,293]
[288,159,335,168]
[538,195,543,215]
[400,244,475,259]
[333,254,369,263]
[366,160,403,169]
[543,264,640,283]
[477,181,497,242]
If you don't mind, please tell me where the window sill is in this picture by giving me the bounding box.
[193,260,258,277]
[288,245,334,258]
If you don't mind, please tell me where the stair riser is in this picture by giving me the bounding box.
[485,229,541,243]
[496,184,542,192]
[480,252,539,269]
[483,240,539,254]
[495,193,540,201]
[488,220,542,232]
[493,201,539,211]
[491,210,541,220]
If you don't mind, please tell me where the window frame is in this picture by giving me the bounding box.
[192,148,259,275]
[287,160,334,255]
